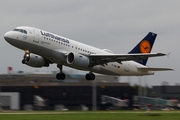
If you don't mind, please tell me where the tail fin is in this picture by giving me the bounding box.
[128,32,157,65]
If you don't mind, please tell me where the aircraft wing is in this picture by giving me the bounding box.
[89,53,167,65]
[137,67,173,71]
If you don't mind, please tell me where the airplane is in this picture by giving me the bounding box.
[4,26,173,81]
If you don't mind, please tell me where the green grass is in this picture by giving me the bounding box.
[0,111,180,120]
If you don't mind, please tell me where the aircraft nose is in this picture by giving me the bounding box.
[4,31,13,42]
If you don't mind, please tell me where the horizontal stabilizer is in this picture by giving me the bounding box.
[138,67,173,71]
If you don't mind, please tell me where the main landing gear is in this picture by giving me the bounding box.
[85,72,95,81]
[56,72,66,80]
[56,64,66,80]
[56,64,95,81]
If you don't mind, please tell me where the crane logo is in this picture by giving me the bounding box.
[140,40,151,53]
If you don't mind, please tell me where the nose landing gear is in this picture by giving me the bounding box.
[22,50,30,64]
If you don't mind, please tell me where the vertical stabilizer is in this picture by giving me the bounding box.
[128,32,157,65]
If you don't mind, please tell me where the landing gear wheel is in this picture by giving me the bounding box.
[56,64,66,80]
[85,73,90,81]
[56,72,66,80]
[85,73,95,81]
[90,73,95,80]
[22,60,26,64]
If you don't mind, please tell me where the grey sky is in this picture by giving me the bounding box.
[0,0,179,86]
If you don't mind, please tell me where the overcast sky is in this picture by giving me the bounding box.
[0,0,179,86]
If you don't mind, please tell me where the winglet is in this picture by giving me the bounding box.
[166,52,171,58]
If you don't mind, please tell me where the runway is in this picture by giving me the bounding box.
[0,111,180,114]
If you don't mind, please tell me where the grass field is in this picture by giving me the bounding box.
[0,111,180,120]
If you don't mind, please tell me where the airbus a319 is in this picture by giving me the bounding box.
[4,26,173,81]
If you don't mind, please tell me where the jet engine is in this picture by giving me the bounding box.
[22,53,49,68]
[66,52,90,69]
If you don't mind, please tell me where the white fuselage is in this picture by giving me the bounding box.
[4,26,154,76]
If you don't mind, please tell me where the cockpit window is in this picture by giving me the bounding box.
[23,30,27,34]
[13,29,27,34]
[20,29,23,33]
[13,29,19,31]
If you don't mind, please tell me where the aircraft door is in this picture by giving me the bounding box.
[124,63,130,72]
[33,29,40,43]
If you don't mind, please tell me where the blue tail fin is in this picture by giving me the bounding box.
[128,32,157,65]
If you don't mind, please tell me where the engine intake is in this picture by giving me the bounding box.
[66,52,90,69]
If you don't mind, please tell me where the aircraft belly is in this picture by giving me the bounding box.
[92,65,119,75]
[95,62,144,76]
[13,40,53,62]
[51,49,67,64]
[6,38,24,50]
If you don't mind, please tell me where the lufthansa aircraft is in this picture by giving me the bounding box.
[4,26,173,80]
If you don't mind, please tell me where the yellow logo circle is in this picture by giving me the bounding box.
[140,40,151,53]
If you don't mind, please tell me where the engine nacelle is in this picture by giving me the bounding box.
[66,52,90,69]
[22,53,49,68]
